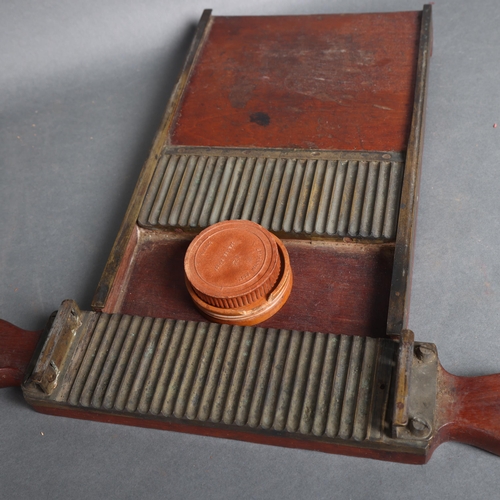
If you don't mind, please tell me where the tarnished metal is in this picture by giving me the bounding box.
[30,300,82,395]
[23,307,438,455]
[22,306,445,459]
[138,150,404,240]
[392,329,415,434]
[352,337,378,441]
[393,341,438,441]
[387,4,433,335]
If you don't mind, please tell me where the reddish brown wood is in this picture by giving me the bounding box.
[104,229,395,337]
[170,12,421,152]
[98,224,139,312]
[31,402,427,464]
[0,319,41,388]
[434,365,500,456]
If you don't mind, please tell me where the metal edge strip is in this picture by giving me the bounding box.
[164,146,406,164]
[386,4,432,336]
[91,10,214,310]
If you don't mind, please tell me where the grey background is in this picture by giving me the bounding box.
[1,0,500,498]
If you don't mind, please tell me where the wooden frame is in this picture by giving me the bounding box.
[92,7,433,342]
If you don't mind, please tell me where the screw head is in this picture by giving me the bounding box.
[414,344,435,362]
[409,417,432,438]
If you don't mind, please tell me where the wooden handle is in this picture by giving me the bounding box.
[436,366,500,456]
[0,319,41,388]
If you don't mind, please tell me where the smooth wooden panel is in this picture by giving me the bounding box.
[170,12,421,152]
[105,231,395,337]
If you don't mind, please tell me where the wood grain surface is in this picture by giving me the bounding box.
[105,230,395,337]
[170,12,421,152]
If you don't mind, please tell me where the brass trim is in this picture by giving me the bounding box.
[168,146,405,163]
[387,4,433,335]
[92,10,214,310]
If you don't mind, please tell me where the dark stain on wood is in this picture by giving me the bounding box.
[250,112,271,126]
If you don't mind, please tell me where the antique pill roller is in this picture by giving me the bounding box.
[2,4,500,464]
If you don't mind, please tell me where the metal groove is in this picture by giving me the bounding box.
[138,155,169,225]
[252,158,276,224]
[114,316,154,411]
[158,155,189,226]
[352,337,378,441]
[282,158,306,233]
[230,157,256,220]
[299,332,327,434]
[161,321,197,416]
[337,161,359,236]
[286,330,315,432]
[312,333,340,436]
[293,159,316,233]
[79,314,121,407]
[168,155,198,226]
[219,157,246,221]
[326,160,348,235]
[68,313,110,406]
[198,156,227,227]
[234,327,267,426]
[260,329,291,429]
[210,325,244,423]
[273,330,303,431]
[348,161,369,236]
[304,159,327,234]
[126,318,166,413]
[101,316,144,410]
[247,328,278,428]
[241,158,266,221]
[222,326,255,425]
[188,156,217,227]
[173,322,209,418]
[315,160,337,235]
[137,319,174,414]
[338,336,365,439]
[91,315,132,409]
[325,335,353,437]
[197,323,232,421]
[148,155,181,226]
[185,322,221,420]
[177,156,208,227]
[60,313,396,443]
[138,153,404,240]
[148,320,187,415]
[209,156,236,225]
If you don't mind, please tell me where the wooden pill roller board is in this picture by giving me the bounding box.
[2,4,500,464]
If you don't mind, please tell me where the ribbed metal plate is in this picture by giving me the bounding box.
[47,311,397,443]
[138,153,404,240]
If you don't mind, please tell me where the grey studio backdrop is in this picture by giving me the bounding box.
[1,0,500,498]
